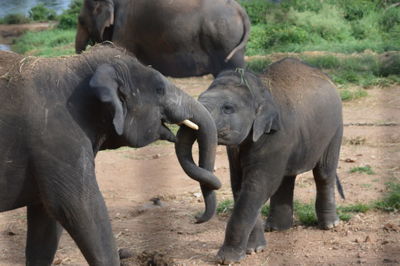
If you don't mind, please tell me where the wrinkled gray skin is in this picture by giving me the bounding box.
[176,58,345,264]
[0,45,219,266]
[75,0,250,77]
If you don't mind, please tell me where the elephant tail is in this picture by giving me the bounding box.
[225,2,251,62]
[336,174,345,200]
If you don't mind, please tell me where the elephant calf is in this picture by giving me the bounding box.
[176,58,345,264]
[0,45,219,266]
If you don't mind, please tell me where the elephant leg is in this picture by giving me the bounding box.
[26,203,63,266]
[313,128,342,229]
[227,146,266,255]
[265,175,296,231]
[246,214,266,254]
[33,151,119,266]
[217,167,283,264]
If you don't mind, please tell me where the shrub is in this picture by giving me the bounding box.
[379,7,400,32]
[0,14,31,24]
[29,4,57,21]
[57,0,83,29]
[239,0,272,24]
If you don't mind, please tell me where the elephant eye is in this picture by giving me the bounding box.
[221,104,235,114]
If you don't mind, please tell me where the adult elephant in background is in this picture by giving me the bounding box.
[0,45,220,266]
[176,58,345,264]
[75,0,250,77]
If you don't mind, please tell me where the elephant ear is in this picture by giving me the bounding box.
[252,100,281,142]
[90,63,125,135]
[92,0,114,41]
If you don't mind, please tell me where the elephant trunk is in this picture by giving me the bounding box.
[169,88,220,223]
[75,23,90,53]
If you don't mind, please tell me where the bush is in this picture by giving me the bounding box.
[57,0,83,29]
[379,7,400,32]
[239,0,272,24]
[29,4,57,21]
[0,14,31,24]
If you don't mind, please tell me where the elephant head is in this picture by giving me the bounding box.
[84,47,221,219]
[197,70,281,145]
[75,0,115,53]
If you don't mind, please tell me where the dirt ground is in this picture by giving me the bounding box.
[1,70,399,265]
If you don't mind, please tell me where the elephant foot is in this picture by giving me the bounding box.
[264,216,293,232]
[318,217,340,230]
[246,231,267,255]
[246,243,266,255]
[216,246,246,265]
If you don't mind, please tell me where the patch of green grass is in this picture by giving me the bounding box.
[13,29,76,57]
[293,201,318,226]
[338,213,352,221]
[338,203,371,213]
[217,199,234,215]
[261,204,270,217]
[350,165,375,175]
[374,182,400,212]
[339,89,368,101]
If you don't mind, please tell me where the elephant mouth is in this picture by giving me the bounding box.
[159,121,177,143]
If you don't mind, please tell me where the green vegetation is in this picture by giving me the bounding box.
[340,89,368,101]
[240,0,400,55]
[217,199,234,215]
[375,182,400,212]
[216,180,400,225]
[246,53,399,89]
[0,13,31,24]
[29,4,57,21]
[246,58,272,73]
[8,0,83,57]
[57,0,83,30]
[293,201,317,226]
[13,29,76,57]
[350,165,375,175]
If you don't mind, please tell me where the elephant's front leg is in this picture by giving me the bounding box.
[34,150,119,266]
[217,168,283,264]
[26,203,63,266]
[227,147,266,255]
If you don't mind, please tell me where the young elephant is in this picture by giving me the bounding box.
[176,58,344,264]
[0,45,219,266]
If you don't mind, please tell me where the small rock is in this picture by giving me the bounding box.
[119,248,134,259]
[364,236,371,243]
[152,154,161,159]
[344,158,356,163]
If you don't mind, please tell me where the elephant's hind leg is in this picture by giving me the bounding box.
[313,128,342,229]
[26,203,63,266]
[264,175,296,232]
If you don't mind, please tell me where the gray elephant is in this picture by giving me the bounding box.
[0,45,219,266]
[175,58,345,264]
[75,0,250,77]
